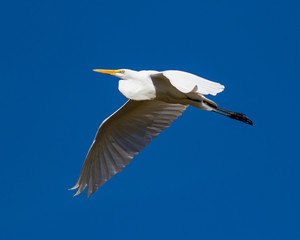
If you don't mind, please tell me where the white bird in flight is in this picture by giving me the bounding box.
[71,69,253,198]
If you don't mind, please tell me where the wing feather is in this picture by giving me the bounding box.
[161,70,225,96]
[105,137,125,171]
[72,100,187,198]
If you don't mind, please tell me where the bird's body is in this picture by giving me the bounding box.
[71,69,253,198]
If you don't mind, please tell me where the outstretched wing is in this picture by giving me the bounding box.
[161,70,225,96]
[71,100,187,198]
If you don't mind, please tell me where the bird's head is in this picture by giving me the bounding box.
[93,69,136,79]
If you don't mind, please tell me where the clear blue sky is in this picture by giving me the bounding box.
[1,0,299,239]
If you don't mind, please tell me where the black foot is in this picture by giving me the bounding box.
[228,112,254,126]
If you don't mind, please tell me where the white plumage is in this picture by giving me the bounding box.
[71,69,253,198]
[161,70,224,95]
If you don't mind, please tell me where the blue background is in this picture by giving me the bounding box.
[1,0,299,239]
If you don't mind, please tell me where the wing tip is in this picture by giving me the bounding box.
[72,186,86,197]
[69,184,79,191]
[210,84,225,96]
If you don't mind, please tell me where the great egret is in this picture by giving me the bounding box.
[71,69,253,198]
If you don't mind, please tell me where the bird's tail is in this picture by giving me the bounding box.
[212,106,254,126]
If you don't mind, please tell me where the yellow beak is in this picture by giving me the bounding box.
[93,69,121,75]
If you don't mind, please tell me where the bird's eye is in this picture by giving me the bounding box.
[119,70,125,74]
